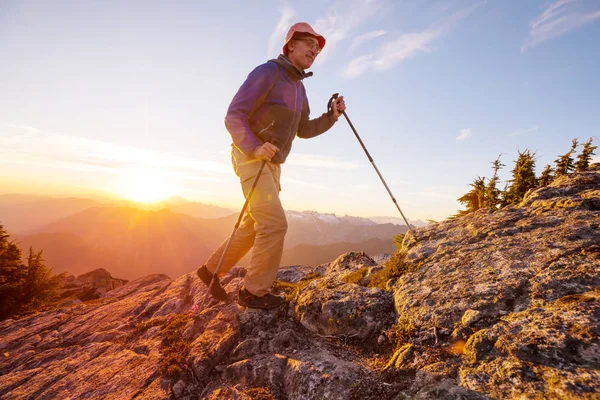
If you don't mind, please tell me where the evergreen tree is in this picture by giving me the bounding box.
[555,138,578,178]
[0,225,24,285]
[0,224,26,319]
[21,247,62,313]
[499,182,510,208]
[575,137,597,172]
[453,176,486,218]
[506,149,537,205]
[484,155,504,210]
[0,224,62,320]
[538,164,554,187]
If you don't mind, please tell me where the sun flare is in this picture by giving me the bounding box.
[119,167,175,203]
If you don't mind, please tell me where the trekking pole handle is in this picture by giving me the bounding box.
[328,93,340,113]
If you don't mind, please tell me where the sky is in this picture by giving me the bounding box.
[1,0,599,221]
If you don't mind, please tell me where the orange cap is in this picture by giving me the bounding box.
[282,22,326,55]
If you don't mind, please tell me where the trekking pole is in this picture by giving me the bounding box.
[204,144,274,303]
[328,93,417,240]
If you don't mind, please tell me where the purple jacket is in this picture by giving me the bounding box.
[225,55,337,164]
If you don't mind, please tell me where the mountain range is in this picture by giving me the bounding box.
[0,194,236,234]
[2,194,407,280]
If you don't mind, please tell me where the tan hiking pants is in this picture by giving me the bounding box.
[204,145,287,296]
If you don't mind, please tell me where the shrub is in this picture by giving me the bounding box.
[342,268,369,285]
[272,272,320,302]
[368,252,418,291]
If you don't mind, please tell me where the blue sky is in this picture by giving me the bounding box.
[1,0,599,221]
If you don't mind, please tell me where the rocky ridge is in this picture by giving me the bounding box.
[59,268,128,304]
[0,165,598,399]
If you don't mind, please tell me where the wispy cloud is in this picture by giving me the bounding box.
[4,123,43,136]
[0,126,231,178]
[521,0,600,52]
[350,30,387,50]
[407,190,461,201]
[343,1,484,78]
[284,178,333,191]
[313,0,387,63]
[268,5,296,58]
[349,183,371,190]
[286,153,361,169]
[344,31,438,78]
[456,128,472,141]
[507,124,540,137]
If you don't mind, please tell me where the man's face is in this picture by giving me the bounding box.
[288,36,321,70]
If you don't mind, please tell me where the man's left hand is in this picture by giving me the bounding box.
[332,96,346,120]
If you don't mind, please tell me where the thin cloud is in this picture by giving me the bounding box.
[507,125,540,137]
[286,153,361,169]
[343,1,484,78]
[313,0,387,63]
[3,123,43,136]
[407,190,461,201]
[521,0,600,52]
[344,31,438,78]
[283,178,333,191]
[350,183,371,190]
[0,128,231,177]
[456,128,472,141]
[268,5,296,58]
[350,30,387,50]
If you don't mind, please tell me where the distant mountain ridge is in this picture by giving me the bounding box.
[0,194,236,234]
[1,193,416,234]
[16,207,215,280]
[286,210,377,225]
[284,214,405,248]
[368,215,429,227]
[280,237,396,267]
[0,194,101,234]
[9,202,406,280]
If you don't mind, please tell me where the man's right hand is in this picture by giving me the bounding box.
[253,142,279,161]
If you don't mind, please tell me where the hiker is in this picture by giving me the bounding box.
[197,22,346,309]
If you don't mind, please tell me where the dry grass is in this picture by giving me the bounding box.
[159,313,192,379]
[272,272,320,302]
[342,268,369,285]
[384,316,416,348]
[135,316,166,333]
[368,252,419,291]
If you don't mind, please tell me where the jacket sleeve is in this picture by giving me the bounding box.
[296,96,337,139]
[224,63,278,156]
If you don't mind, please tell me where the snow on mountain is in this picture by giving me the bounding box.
[368,216,429,227]
[285,210,377,226]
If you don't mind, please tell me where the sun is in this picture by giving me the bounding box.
[119,167,175,203]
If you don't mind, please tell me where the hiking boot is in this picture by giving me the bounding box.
[196,265,228,301]
[238,287,285,310]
